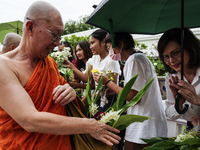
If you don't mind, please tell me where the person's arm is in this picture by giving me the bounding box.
[93,73,138,101]
[0,62,120,146]
[165,74,184,120]
[68,82,95,90]
[63,59,92,83]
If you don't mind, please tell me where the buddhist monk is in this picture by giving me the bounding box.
[1,32,21,54]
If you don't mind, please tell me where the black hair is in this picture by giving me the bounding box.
[105,32,135,50]
[157,28,200,73]
[90,29,107,44]
[75,41,93,69]
[105,33,111,44]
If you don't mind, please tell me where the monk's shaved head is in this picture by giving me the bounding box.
[1,33,21,54]
[23,1,62,27]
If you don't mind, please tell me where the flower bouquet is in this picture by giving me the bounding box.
[84,68,154,130]
[141,130,200,150]
[50,47,74,82]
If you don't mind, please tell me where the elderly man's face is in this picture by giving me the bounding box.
[31,14,64,58]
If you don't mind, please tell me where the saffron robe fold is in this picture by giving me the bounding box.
[0,56,71,150]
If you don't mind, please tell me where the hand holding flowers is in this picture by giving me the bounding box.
[50,47,74,82]
[86,68,154,130]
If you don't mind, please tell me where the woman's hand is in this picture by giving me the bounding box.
[169,76,186,110]
[93,73,109,85]
[191,115,198,126]
[88,119,121,146]
[62,59,75,70]
[170,75,200,106]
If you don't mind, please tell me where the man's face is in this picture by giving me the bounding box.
[30,14,64,58]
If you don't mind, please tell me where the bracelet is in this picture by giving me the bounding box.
[105,80,111,88]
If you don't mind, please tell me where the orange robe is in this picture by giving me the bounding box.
[0,56,71,150]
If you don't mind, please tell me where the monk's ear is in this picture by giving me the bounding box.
[26,20,34,36]
[10,45,15,50]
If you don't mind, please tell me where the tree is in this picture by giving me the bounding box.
[64,35,90,50]
[63,15,96,35]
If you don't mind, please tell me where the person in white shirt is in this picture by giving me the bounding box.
[157,28,200,131]
[93,32,168,150]
[64,29,121,112]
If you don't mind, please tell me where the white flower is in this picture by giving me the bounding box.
[90,103,99,116]
[175,131,196,142]
[51,47,72,63]
[100,109,121,124]
[63,47,70,51]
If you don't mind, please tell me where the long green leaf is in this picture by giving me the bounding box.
[111,74,139,111]
[114,114,149,130]
[121,78,154,113]
[92,75,103,103]
[84,67,91,117]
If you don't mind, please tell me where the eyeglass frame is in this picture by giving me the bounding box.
[161,49,182,62]
[26,17,61,41]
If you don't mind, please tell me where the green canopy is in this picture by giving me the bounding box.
[86,0,200,35]
[0,20,23,44]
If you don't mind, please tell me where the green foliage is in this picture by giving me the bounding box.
[142,136,200,150]
[63,35,90,50]
[108,74,140,112]
[148,56,166,76]
[62,15,96,35]
[114,114,149,130]
[135,40,148,50]
[85,70,152,130]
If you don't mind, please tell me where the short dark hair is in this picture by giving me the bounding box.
[157,28,200,73]
[105,33,111,44]
[75,41,93,69]
[106,32,135,50]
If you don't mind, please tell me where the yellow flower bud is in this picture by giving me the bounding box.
[110,77,114,81]
[91,69,99,73]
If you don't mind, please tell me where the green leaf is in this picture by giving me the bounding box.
[146,140,179,150]
[92,75,103,103]
[84,67,91,117]
[111,74,139,111]
[113,114,149,130]
[141,137,167,145]
[121,78,154,113]
[186,138,200,146]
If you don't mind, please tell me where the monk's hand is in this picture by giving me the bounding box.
[52,84,76,105]
[88,119,120,147]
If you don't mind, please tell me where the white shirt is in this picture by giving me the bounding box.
[90,55,121,84]
[124,53,168,144]
[165,67,200,130]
